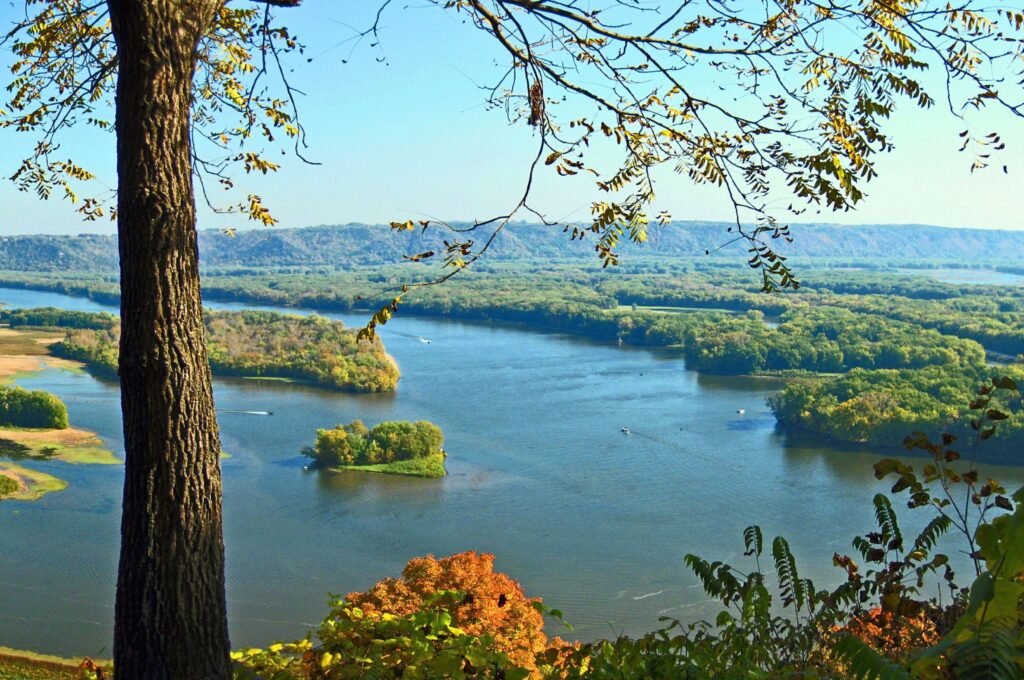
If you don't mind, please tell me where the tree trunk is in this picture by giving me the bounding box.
[107,2,230,678]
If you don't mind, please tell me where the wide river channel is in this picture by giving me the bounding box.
[0,285,1021,657]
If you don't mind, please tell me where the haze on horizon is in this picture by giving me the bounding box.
[0,3,1022,236]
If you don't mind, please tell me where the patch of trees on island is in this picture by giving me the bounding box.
[769,364,1024,461]
[303,420,446,478]
[45,310,399,392]
[0,473,18,497]
[0,385,68,429]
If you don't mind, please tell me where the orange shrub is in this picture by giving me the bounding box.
[344,551,567,673]
[842,607,940,661]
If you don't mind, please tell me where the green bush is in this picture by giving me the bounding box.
[233,596,530,680]
[303,420,444,469]
[0,473,18,497]
[0,386,68,429]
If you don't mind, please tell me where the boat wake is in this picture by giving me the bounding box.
[388,330,432,344]
[633,590,665,600]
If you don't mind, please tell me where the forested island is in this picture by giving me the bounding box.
[769,365,1024,451]
[19,309,401,392]
[0,350,113,500]
[0,462,67,502]
[302,420,446,478]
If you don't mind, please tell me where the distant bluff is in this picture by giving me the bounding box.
[1,221,1023,272]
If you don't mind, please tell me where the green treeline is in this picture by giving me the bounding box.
[50,310,399,392]
[830,293,1024,357]
[303,420,445,477]
[50,326,119,378]
[651,307,983,374]
[1,264,1021,456]
[1,262,1022,356]
[0,268,1002,382]
[175,266,1024,359]
[769,364,1024,458]
[0,307,117,330]
[0,385,68,429]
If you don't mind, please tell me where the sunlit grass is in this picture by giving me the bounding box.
[333,452,447,478]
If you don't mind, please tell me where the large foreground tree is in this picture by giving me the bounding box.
[105,3,231,678]
[2,1,1022,677]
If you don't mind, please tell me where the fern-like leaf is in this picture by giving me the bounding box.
[772,536,804,611]
[873,494,903,551]
[912,515,952,554]
[833,634,910,680]
[946,622,1024,680]
[743,525,763,558]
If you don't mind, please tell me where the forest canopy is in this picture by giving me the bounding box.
[769,364,1024,461]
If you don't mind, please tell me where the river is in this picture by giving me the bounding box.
[0,286,1021,658]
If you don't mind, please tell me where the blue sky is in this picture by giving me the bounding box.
[0,1,1022,235]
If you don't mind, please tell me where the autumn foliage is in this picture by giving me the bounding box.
[344,551,561,672]
[840,607,940,662]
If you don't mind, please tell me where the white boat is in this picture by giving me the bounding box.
[621,427,631,434]
[736,409,746,415]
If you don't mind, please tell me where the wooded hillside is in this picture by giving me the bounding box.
[3,222,1024,272]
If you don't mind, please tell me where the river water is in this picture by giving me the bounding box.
[0,286,1021,657]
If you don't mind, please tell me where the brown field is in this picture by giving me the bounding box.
[0,327,82,381]
[0,354,49,380]
[0,327,63,354]
[0,427,99,447]
[0,427,118,465]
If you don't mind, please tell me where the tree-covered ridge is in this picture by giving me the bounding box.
[0,386,68,429]
[50,311,399,392]
[2,223,1024,274]
[303,420,445,478]
[769,365,1024,460]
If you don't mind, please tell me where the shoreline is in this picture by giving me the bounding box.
[0,646,109,679]
[319,452,447,479]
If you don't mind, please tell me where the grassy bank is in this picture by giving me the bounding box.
[0,647,106,680]
[0,427,118,465]
[331,452,447,478]
[0,462,67,501]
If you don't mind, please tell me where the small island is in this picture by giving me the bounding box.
[0,462,67,501]
[0,384,118,466]
[0,385,75,501]
[0,333,119,502]
[302,420,446,478]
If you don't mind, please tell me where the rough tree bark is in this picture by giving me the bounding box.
[107,2,230,678]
